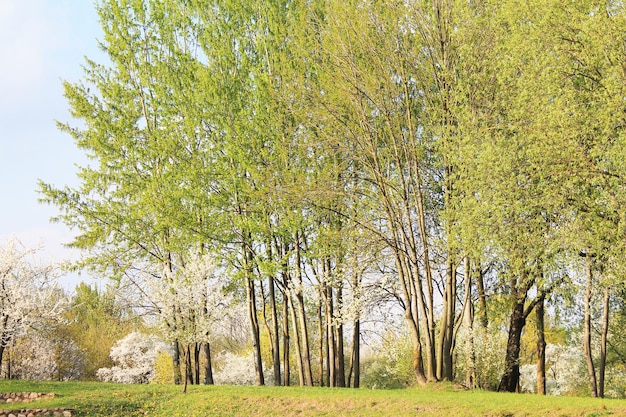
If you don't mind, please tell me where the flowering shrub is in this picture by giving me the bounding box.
[213,351,273,386]
[360,333,415,389]
[97,332,169,384]
[519,343,585,395]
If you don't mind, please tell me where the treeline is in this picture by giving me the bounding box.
[39,0,626,396]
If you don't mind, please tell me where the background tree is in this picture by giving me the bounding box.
[0,238,68,374]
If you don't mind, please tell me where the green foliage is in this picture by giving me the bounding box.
[360,333,416,389]
[38,0,626,395]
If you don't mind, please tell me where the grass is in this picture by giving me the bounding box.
[0,380,625,416]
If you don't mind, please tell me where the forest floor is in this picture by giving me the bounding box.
[0,379,624,416]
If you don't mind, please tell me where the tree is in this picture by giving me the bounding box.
[150,253,235,390]
[0,238,68,373]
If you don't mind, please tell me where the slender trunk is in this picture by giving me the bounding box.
[185,344,193,386]
[294,232,314,386]
[0,344,5,377]
[475,263,488,329]
[282,273,290,386]
[463,257,476,389]
[172,341,182,385]
[399,257,427,385]
[351,318,360,388]
[437,260,456,381]
[599,286,610,398]
[536,298,546,395]
[203,342,213,385]
[288,288,305,386]
[193,343,200,385]
[317,293,325,386]
[269,276,281,386]
[326,284,336,387]
[335,284,346,388]
[498,299,526,392]
[583,254,598,397]
[247,275,265,386]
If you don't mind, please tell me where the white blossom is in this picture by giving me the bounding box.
[97,331,169,384]
[0,238,68,365]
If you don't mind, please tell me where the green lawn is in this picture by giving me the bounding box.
[0,380,624,416]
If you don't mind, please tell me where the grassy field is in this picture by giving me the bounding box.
[0,380,625,417]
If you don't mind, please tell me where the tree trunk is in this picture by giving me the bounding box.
[437,260,456,381]
[400,257,427,385]
[317,294,325,386]
[326,284,336,387]
[583,253,598,397]
[203,342,213,385]
[335,285,346,388]
[498,299,526,392]
[351,318,360,388]
[247,275,265,386]
[269,275,281,386]
[282,273,290,386]
[294,232,314,386]
[288,288,305,386]
[599,286,610,398]
[0,344,5,378]
[536,298,546,395]
[194,343,201,385]
[172,341,182,385]
[185,344,193,386]
[463,257,476,389]
[475,263,488,329]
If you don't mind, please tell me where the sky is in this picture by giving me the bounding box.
[0,1,105,288]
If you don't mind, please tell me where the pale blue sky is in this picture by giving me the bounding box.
[0,1,104,287]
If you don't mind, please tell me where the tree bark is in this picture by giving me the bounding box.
[294,232,314,386]
[317,293,325,386]
[536,298,546,395]
[185,344,193,387]
[247,274,265,386]
[194,343,200,385]
[282,272,290,386]
[325,281,335,387]
[351,318,360,388]
[287,286,305,386]
[172,341,182,385]
[583,253,598,397]
[463,257,476,389]
[203,342,213,385]
[269,275,281,386]
[498,299,526,392]
[335,284,346,388]
[437,260,456,381]
[0,344,5,378]
[475,263,488,329]
[599,286,610,398]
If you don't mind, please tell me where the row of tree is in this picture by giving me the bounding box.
[38,0,626,396]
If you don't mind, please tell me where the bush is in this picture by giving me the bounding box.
[97,332,169,384]
[213,351,273,386]
[152,351,175,385]
[519,344,585,395]
[360,333,415,389]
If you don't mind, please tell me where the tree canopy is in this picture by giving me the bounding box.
[38,0,626,395]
